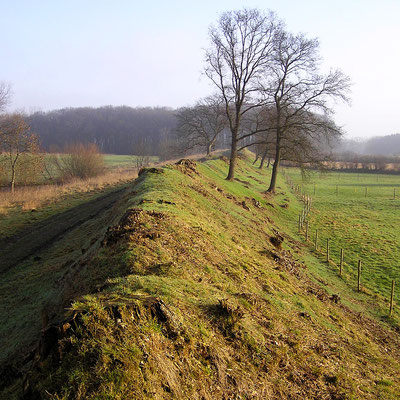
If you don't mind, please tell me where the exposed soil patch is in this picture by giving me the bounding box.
[138,167,164,176]
[270,233,284,249]
[22,295,186,398]
[102,208,166,247]
[175,159,198,176]
[234,178,251,187]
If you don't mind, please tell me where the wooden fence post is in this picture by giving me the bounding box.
[298,215,301,233]
[394,188,396,200]
[314,229,318,251]
[358,260,362,292]
[340,248,344,276]
[326,238,330,262]
[305,221,309,241]
[365,187,368,198]
[389,280,395,317]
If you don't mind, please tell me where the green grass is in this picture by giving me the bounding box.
[8,152,399,399]
[286,169,400,313]
[103,154,159,169]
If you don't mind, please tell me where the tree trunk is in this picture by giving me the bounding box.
[206,142,212,157]
[207,137,217,157]
[10,166,16,193]
[226,131,238,181]
[267,143,281,193]
[252,153,259,165]
[267,158,271,167]
[259,148,268,169]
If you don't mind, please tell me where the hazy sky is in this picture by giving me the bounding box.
[1,0,399,139]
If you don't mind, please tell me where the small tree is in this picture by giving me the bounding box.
[133,139,150,169]
[176,95,227,156]
[0,82,11,112]
[0,113,41,192]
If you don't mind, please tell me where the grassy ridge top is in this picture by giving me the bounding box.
[17,154,400,399]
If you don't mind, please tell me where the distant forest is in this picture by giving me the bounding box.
[28,106,180,156]
[334,135,400,156]
[27,106,398,157]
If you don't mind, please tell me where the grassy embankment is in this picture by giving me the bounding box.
[286,169,400,315]
[10,153,400,399]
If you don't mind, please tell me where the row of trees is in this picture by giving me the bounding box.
[176,9,351,192]
[331,152,400,172]
[28,106,177,156]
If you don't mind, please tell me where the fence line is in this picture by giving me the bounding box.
[284,172,396,317]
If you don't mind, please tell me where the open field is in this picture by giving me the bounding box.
[285,169,400,310]
[104,154,158,169]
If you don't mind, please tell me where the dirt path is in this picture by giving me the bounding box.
[0,187,126,273]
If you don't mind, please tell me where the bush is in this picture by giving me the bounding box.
[52,143,105,180]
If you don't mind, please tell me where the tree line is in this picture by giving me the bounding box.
[27,106,178,157]
[1,8,353,192]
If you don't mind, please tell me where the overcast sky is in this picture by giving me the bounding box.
[1,0,399,139]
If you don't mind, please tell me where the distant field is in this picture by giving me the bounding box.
[286,169,400,305]
[0,153,159,187]
[103,154,159,169]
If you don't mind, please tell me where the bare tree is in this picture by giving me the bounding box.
[261,32,351,192]
[0,113,41,192]
[0,82,11,113]
[133,139,150,169]
[176,95,227,156]
[205,9,281,180]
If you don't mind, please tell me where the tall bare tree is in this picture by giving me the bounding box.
[261,32,351,192]
[205,9,281,180]
[176,95,227,156]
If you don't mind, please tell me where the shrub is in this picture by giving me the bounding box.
[52,143,105,180]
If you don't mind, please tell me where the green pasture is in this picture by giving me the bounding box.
[103,154,159,169]
[286,169,400,307]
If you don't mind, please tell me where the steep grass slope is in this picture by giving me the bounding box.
[14,156,400,399]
